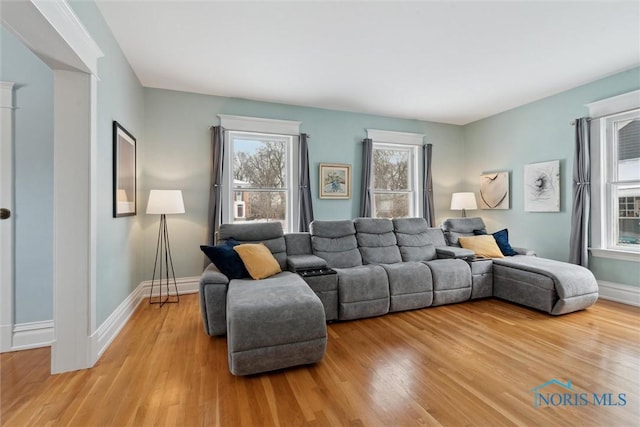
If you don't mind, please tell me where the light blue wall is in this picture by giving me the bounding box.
[69,1,145,325]
[0,27,54,324]
[462,67,640,286]
[142,88,465,279]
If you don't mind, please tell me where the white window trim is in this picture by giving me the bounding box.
[588,90,640,263]
[367,129,424,146]
[219,114,301,135]
[218,123,301,233]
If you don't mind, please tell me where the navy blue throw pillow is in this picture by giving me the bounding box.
[200,239,249,279]
[474,228,517,256]
[491,229,518,256]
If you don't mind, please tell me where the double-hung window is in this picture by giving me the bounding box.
[220,115,300,233]
[367,129,423,219]
[588,91,640,260]
[603,110,640,251]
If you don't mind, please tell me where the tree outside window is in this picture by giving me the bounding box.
[229,133,291,231]
[372,144,416,218]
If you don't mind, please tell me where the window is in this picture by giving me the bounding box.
[367,129,423,219]
[371,143,419,218]
[588,90,640,261]
[225,131,296,232]
[604,110,640,251]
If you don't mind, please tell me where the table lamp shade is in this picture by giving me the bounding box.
[450,192,478,210]
[146,190,185,214]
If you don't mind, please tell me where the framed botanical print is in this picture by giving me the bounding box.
[319,163,351,199]
[113,121,136,217]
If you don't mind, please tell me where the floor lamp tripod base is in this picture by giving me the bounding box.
[150,214,179,307]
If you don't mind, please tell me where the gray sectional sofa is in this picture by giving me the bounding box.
[200,217,599,375]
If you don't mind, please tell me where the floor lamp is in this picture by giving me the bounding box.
[146,190,185,306]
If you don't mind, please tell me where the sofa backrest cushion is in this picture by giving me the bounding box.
[354,218,402,264]
[310,220,363,268]
[393,217,438,261]
[441,217,487,247]
[218,222,287,270]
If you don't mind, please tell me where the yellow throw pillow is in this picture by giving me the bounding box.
[233,243,282,280]
[458,235,505,259]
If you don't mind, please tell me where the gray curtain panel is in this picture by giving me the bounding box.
[360,138,373,217]
[423,143,435,226]
[298,133,314,232]
[569,118,590,267]
[204,126,225,267]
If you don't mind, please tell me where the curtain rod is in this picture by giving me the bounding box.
[209,125,310,138]
[570,106,640,125]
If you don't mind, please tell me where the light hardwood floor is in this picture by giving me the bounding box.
[1,295,639,426]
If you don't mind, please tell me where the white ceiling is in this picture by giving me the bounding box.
[95,1,640,125]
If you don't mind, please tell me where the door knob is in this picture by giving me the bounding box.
[0,208,10,220]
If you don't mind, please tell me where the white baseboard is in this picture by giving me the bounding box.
[0,276,199,356]
[598,281,640,307]
[90,276,200,364]
[142,276,200,298]
[11,320,54,351]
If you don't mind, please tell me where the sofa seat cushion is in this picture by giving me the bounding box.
[424,259,472,306]
[492,255,598,315]
[226,271,327,375]
[334,265,389,320]
[381,262,433,312]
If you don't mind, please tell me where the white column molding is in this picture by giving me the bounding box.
[51,70,93,373]
[0,81,15,353]
[2,0,103,372]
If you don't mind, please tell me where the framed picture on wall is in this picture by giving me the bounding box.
[524,160,560,212]
[479,171,510,209]
[113,121,136,217]
[319,163,351,199]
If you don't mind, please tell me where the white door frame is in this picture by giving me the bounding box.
[0,81,15,353]
[1,0,103,373]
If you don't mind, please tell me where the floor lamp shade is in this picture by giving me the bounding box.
[146,190,185,214]
[451,192,477,217]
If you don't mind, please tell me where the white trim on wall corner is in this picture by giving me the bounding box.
[11,320,54,351]
[90,276,200,363]
[598,281,640,307]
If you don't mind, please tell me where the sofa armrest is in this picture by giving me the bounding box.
[512,246,537,256]
[201,263,230,285]
[436,246,475,260]
[199,264,230,336]
[287,254,328,272]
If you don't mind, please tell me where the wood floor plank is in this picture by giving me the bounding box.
[1,295,638,426]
